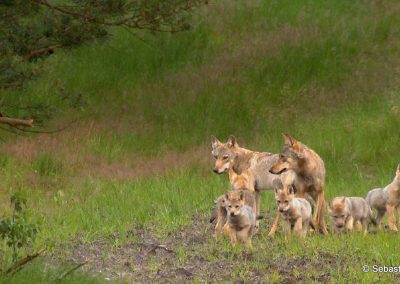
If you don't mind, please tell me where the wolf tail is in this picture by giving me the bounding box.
[368,206,377,227]
[209,195,224,223]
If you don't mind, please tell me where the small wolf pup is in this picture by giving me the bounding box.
[209,168,258,239]
[328,197,374,235]
[366,165,400,231]
[224,190,257,248]
[274,184,312,238]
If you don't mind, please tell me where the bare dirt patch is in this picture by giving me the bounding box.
[52,216,343,283]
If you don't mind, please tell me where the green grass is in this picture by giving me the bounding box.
[1,0,400,282]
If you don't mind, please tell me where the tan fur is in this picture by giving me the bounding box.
[212,187,257,240]
[270,134,328,234]
[274,185,312,238]
[225,190,257,248]
[328,196,373,235]
[211,135,288,234]
[366,165,400,231]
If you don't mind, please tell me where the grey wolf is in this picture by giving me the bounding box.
[366,165,400,231]
[269,134,328,234]
[274,184,313,238]
[224,190,257,248]
[328,196,374,235]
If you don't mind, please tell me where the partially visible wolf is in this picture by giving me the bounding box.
[224,190,257,248]
[366,165,400,231]
[328,196,374,235]
[210,188,257,240]
[211,135,287,233]
[274,184,313,238]
[269,134,328,234]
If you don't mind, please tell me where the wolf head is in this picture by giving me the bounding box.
[225,190,245,217]
[328,197,349,229]
[274,183,295,213]
[270,134,304,175]
[211,135,238,174]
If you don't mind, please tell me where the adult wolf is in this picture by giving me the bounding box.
[269,134,328,234]
[211,135,288,233]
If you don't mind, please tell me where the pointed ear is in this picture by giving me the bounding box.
[226,135,237,148]
[283,133,293,146]
[288,185,295,195]
[341,197,346,204]
[397,164,400,175]
[239,191,244,201]
[211,135,221,149]
[274,187,279,195]
[282,133,301,152]
[224,192,229,201]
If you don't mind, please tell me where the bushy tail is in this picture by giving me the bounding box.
[209,195,224,223]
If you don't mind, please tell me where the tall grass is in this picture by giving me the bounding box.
[1,0,400,282]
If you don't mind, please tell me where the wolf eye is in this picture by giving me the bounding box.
[341,215,345,218]
[235,205,239,208]
[228,205,232,208]
[213,155,218,159]
[223,155,229,160]
[284,200,289,204]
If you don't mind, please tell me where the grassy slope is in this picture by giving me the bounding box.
[1,0,400,282]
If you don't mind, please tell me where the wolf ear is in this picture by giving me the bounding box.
[397,164,400,175]
[341,197,346,204]
[226,135,237,148]
[288,185,296,195]
[224,192,230,201]
[239,191,244,201]
[283,133,293,146]
[282,133,302,152]
[211,135,220,149]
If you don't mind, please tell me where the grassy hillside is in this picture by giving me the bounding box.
[1,0,400,282]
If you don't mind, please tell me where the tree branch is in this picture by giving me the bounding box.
[0,117,34,127]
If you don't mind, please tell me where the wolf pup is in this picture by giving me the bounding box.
[224,190,257,248]
[210,186,257,240]
[274,184,312,238]
[211,135,286,233]
[270,134,328,235]
[366,165,400,231]
[328,196,374,235]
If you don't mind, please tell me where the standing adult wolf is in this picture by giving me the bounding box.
[269,134,328,234]
[211,135,288,232]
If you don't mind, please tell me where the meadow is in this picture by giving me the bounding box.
[1,0,400,282]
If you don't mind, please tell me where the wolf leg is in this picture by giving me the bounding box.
[345,216,354,231]
[375,209,386,229]
[294,218,304,237]
[387,205,398,232]
[267,212,280,237]
[215,215,225,240]
[316,190,328,234]
[255,190,261,232]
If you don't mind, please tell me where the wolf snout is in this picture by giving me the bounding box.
[230,212,235,217]
[279,208,284,213]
